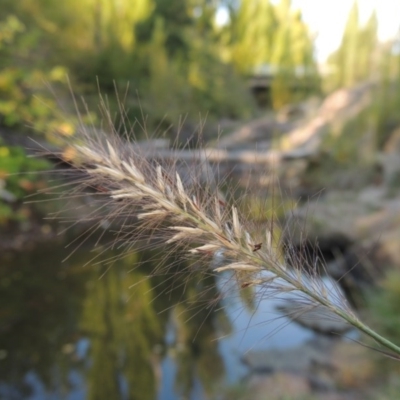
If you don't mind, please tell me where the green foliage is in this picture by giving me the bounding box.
[302,102,380,191]
[304,56,400,190]
[0,15,71,136]
[136,12,254,132]
[0,143,49,197]
[0,140,51,224]
[372,53,400,149]
[369,377,400,400]
[0,202,13,224]
[325,110,375,166]
[367,269,400,345]
[1,0,321,131]
[0,14,24,47]
[0,66,69,133]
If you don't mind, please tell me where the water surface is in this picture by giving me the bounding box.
[0,239,313,400]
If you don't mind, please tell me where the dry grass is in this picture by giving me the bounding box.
[41,93,400,357]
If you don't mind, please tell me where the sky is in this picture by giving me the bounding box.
[216,0,400,62]
[292,0,400,62]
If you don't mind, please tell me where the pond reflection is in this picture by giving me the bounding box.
[0,241,230,400]
[0,238,313,400]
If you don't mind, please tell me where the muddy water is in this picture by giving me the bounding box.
[0,239,313,400]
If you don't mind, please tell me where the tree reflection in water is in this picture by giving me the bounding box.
[0,241,231,400]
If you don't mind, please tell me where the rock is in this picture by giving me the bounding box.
[277,103,308,122]
[326,244,380,308]
[330,341,375,390]
[0,180,16,202]
[285,187,400,305]
[242,336,336,377]
[247,371,312,400]
[378,153,400,188]
[280,82,374,153]
[216,115,285,150]
[288,187,400,262]
[276,302,352,336]
[369,226,400,269]
[357,186,386,208]
[355,196,400,269]
[241,337,374,400]
[378,128,400,187]
[287,191,367,245]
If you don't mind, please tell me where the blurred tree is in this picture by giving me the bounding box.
[0,0,321,137]
[330,2,360,87]
[135,0,253,130]
[81,255,161,400]
[135,0,192,58]
[191,0,219,35]
[230,0,277,73]
[173,275,226,398]
[0,244,93,395]
[356,11,378,81]
[327,2,378,89]
[271,7,318,108]
[228,0,318,109]
[153,0,192,56]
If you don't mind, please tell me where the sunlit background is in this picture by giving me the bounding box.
[289,0,399,60]
[1,1,400,399]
